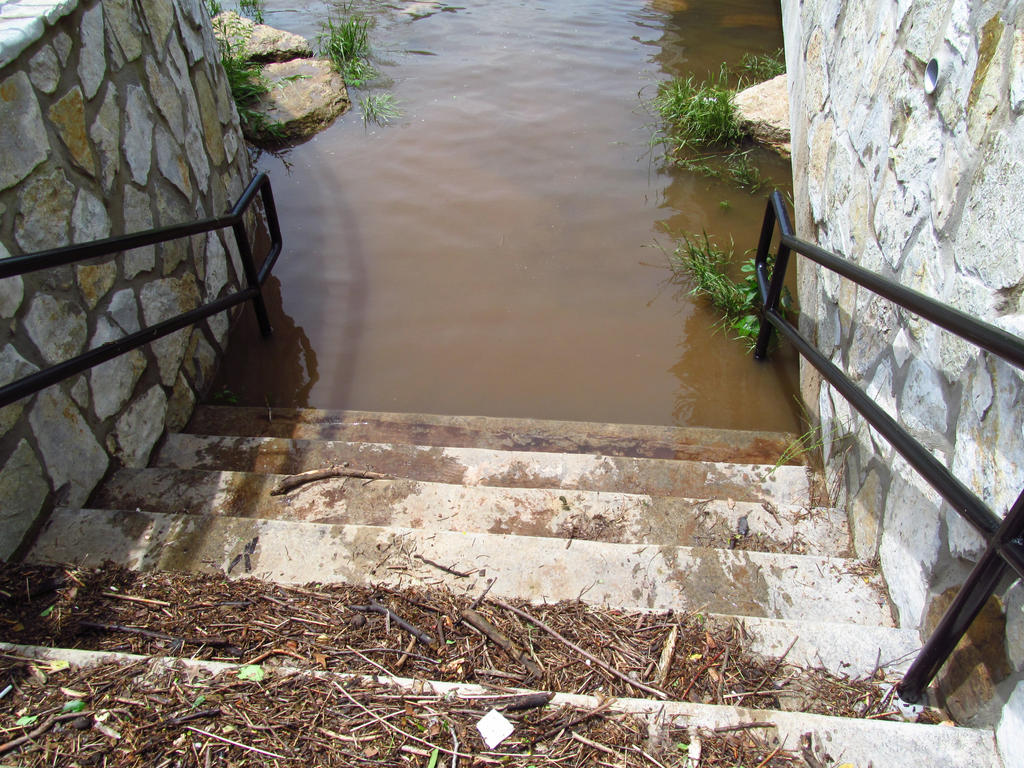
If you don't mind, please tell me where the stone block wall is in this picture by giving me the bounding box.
[782,0,1024,750]
[0,0,255,558]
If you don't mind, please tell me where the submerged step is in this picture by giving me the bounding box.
[1,645,999,768]
[33,508,892,626]
[186,406,803,465]
[155,433,815,504]
[92,467,845,554]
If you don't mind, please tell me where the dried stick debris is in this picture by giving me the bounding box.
[270,466,391,495]
[414,553,475,577]
[490,597,669,700]
[0,560,944,743]
[348,599,435,646]
[461,608,543,679]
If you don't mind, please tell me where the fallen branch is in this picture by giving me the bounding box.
[571,731,618,756]
[501,692,554,712]
[656,624,678,688]
[490,599,668,700]
[461,608,543,680]
[348,600,434,646]
[414,553,474,577]
[271,466,391,495]
[712,721,775,733]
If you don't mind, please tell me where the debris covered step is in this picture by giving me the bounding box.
[2,560,921,683]
[91,467,846,554]
[1,645,1001,768]
[186,406,803,465]
[155,433,816,504]
[33,508,893,626]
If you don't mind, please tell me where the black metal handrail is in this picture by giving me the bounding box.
[754,189,1024,703]
[0,172,282,409]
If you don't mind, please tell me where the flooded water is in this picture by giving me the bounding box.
[213,0,800,431]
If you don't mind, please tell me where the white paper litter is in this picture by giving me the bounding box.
[476,708,514,749]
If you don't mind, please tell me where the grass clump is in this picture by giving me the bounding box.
[360,93,402,126]
[213,16,284,141]
[672,233,789,350]
[653,70,742,150]
[319,14,379,87]
[652,50,786,191]
[737,48,786,86]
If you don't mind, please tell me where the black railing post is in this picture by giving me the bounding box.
[232,218,273,338]
[897,487,1024,702]
[754,192,792,360]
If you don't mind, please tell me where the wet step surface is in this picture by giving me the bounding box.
[156,434,814,502]
[92,467,845,555]
[35,509,890,626]
[186,407,804,466]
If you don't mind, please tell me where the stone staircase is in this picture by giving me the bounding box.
[18,406,1003,766]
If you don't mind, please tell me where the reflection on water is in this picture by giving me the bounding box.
[213,0,799,431]
[215,276,320,406]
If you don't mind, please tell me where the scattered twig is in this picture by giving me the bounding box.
[571,731,618,755]
[245,647,306,665]
[394,636,417,673]
[489,599,668,700]
[101,592,171,607]
[461,608,543,679]
[656,624,678,688]
[507,699,614,754]
[78,621,239,653]
[413,554,474,577]
[501,692,555,712]
[635,746,670,768]
[271,466,391,495]
[712,721,775,733]
[753,745,782,768]
[731,635,797,703]
[186,725,291,760]
[0,711,93,756]
[470,578,496,609]
[331,681,488,763]
[349,600,435,646]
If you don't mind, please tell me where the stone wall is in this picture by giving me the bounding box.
[0,0,254,558]
[782,0,1024,751]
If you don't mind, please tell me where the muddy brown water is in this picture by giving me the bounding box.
[213,0,800,432]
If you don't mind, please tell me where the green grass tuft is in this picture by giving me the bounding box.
[737,48,786,86]
[319,14,379,87]
[670,233,788,350]
[360,93,402,127]
[653,70,742,150]
[214,20,284,141]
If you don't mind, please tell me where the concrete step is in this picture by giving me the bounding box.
[2,645,1000,768]
[26,510,913,679]
[155,433,816,504]
[33,508,892,626]
[91,467,846,554]
[186,406,804,466]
